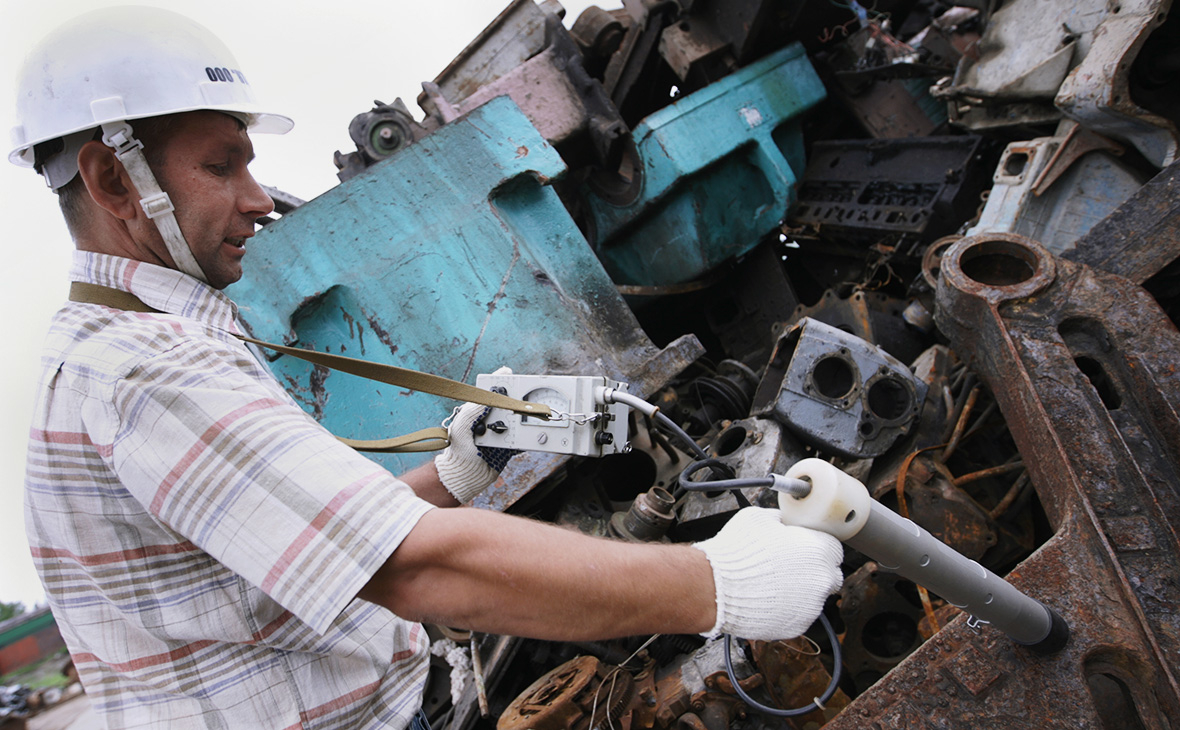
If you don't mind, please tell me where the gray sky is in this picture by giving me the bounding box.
[1,0,599,608]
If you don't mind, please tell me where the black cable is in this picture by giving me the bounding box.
[654,415,752,507]
[653,411,708,460]
[678,458,775,493]
[723,613,843,718]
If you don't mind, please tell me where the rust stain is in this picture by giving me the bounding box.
[363,307,398,358]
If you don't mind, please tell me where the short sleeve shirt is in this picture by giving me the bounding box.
[25,251,435,729]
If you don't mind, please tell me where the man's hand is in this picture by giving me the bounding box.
[434,401,520,504]
[692,507,844,640]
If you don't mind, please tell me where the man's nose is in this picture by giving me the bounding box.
[240,172,275,219]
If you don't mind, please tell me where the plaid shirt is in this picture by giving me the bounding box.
[25,251,436,729]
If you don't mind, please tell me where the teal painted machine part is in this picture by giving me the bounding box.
[583,43,826,286]
[228,96,701,476]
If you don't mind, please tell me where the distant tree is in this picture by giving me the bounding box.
[0,601,26,622]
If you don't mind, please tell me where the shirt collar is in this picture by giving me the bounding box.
[70,251,241,333]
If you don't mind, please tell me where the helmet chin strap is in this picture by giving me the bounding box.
[100,121,208,283]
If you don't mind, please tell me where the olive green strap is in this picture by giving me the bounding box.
[337,429,451,453]
[71,282,158,313]
[68,282,551,452]
[231,335,549,418]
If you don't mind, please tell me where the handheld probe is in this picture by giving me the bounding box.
[773,458,1069,653]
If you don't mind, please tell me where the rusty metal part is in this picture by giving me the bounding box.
[872,455,1008,563]
[953,460,1024,487]
[749,638,852,727]
[921,236,962,290]
[621,669,655,730]
[334,99,429,182]
[1054,0,1177,167]
[1066,160,1180,285]
[789,136,991,243]
[699,668,761,727]
[498,656,635,730]
[1030,121,1126,196]
[938,385,979,463]
[652,669,693,729]
[839,562,927,693]
[452,634,523,730]
[610,487,677,541]
[634,637,763,730]
[820,231,1180,728]
[570,6,626,58]
[785,288,928,366]
[659,17,732,84]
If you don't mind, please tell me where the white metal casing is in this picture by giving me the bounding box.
[473,374,631,457]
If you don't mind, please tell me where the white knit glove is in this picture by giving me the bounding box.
[692,507,844,640]
[434,401,520,504]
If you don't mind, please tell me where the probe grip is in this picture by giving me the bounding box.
[779,459,1068,653]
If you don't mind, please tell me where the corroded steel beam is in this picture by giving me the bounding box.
[824,233,1180,727]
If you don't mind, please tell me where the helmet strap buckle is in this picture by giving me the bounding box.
[140,192,176,220]
[100,121,144,159]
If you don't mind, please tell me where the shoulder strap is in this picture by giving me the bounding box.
[68,282,551,452]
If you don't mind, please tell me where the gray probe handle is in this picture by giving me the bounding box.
[779,459,1068,653]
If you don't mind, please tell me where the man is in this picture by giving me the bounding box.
[12,7,843,729]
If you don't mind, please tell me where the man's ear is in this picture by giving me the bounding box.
[76,141,139,221]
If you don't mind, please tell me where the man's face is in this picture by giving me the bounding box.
[143,111,274,289]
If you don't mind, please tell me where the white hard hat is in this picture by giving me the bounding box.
[8,5,293,174]
[9,6,293,284]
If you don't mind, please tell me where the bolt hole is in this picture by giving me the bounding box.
[845,510,856,523]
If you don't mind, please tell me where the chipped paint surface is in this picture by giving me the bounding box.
[228,97,702,476]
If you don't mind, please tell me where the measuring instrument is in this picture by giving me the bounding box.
[473,374,632,457]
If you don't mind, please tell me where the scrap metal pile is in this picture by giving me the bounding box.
[233,0,1180,727]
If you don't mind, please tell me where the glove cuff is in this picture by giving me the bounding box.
[694,528,775,639]
[435,446,499,504]
[692,508,844,640]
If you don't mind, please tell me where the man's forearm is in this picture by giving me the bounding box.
[358,507,716,641]
[398,461,461,508]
